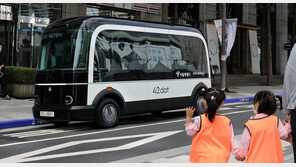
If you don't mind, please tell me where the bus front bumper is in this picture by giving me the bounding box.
[32,105,96,122]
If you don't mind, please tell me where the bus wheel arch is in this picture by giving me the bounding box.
[92,89,126,128]
[191,83,207,115]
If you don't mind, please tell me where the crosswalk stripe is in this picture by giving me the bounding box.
[113,133,293,163]
[223,102,251,106]
[2,128,86,138]
[234,105,252,108]
[219,107,233,111]
[147,134,293,163]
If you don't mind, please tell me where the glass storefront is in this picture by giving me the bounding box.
[1,3,159,68]
[17,4,50,67]
[0,5,14,66]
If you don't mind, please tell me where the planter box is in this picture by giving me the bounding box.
[7,84,35,98]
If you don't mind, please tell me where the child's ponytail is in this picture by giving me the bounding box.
[204,88,226,122]
[206,97,219,122]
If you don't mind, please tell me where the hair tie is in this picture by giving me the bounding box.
[211,96,216,100]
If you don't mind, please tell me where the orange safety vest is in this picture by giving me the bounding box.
[245,115,284,163]
[190,114,232,163]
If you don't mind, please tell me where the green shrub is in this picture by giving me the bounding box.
[5,66,36,84]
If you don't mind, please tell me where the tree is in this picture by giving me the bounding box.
[259,4,273,85]
[172,4,179,24]
[162,4,168,23]
[257,4,267,75]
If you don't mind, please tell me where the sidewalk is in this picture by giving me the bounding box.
[0,84,284,129]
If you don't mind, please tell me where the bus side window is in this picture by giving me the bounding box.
[94,35,111,82]
[145,33,172,74]
[170,35,186,70]
[171,35,208,78]
[111,31,146,72]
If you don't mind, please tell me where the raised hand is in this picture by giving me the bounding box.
[286,114,291,124]
[186,106,196,118]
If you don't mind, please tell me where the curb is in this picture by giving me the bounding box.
[0,119,50,130]
[0,94,283,130]
[224,94,282,104]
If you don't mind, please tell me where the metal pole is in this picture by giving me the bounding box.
[221,3,227,89]
[31,23,34,68]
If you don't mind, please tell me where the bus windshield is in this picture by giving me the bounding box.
[37,27,89,71]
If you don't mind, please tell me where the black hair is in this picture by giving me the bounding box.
[253,90,276,115]
[204,88,226,122]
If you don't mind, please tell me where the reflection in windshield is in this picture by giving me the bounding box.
[37,28,89,71]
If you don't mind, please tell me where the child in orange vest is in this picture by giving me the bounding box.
[235,90,291,163]
[185,88,239,163]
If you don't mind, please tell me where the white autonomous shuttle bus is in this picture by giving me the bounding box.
[33,17,211,128]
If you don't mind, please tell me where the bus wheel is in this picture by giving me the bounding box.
[194,94,206,115]
[52,121,69,127]
[95,98,120,128]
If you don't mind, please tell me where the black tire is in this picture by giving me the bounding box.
[193,94,206,115]
[52,121,69,127]
[95,98,120,128]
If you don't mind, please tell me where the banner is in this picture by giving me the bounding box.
[206,23,220,74]
[214,18,238,58]
[249,30,261,74]
[214,19,223,44]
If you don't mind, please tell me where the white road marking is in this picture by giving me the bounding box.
[0,119,186,148]
[0,109,252,148]
[0,130,183,163]
[113,133,293,163]
[0,124,51,133]
[234,105,252,108]
[221,110,251,116]
[223,102,251,106]
[219,107,233,111]
[112,145,191,163]
[3,128,86,138]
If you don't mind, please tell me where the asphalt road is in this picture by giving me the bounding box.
[0,102,292,163]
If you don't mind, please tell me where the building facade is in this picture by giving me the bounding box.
[0,3,291,75]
